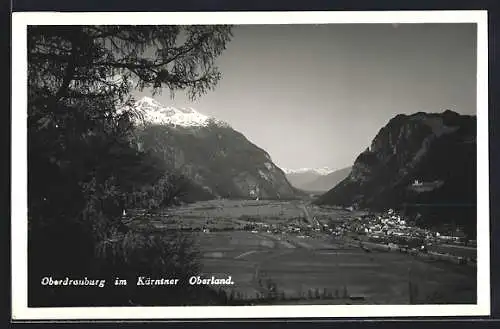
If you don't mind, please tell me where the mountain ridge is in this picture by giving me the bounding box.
[283,167,335,175]
[315,109,476,237]
[129,97,299,201]
[301,166,352,192]
[127,96,230,128]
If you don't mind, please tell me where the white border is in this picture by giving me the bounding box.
[12,10,490,320]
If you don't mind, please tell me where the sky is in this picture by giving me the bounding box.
[132,23,477,171]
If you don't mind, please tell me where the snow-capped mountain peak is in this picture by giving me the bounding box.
[282,167,334,175]
[130,96,228,128]
[134,96,209,127]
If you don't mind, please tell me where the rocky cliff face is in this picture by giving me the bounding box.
[315,110,476,236]
[130,97,297,200]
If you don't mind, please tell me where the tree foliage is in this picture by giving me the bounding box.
[28,25,232,101]
[27,25,232,306]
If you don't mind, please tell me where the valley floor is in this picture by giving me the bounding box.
[129,199,477,305]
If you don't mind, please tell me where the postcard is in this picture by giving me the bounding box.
[11,10,490,320]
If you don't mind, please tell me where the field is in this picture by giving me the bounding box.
[427,244,478,259]
[131,199,476,305]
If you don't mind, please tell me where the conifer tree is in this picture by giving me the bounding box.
[27,25,233,307]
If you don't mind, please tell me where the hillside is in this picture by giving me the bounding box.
[314,110,476,237]
[130,97,298,200]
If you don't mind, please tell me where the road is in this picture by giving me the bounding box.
[298,203,321,227]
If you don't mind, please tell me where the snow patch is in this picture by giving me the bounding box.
[128,96,229,128]
[264,162,273,171]
[258,169,270,181]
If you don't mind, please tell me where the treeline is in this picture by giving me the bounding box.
[27,25,233,306]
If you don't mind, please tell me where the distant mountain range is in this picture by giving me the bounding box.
[284,167,351,192]
[302,167,352,192]
[283,167,335,175]
[128,97,298,200]
[315,110,476,237]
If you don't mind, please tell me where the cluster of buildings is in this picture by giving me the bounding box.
[241,218,324,237]
[240,210,429,244]
[358,209,432,240]
[233,209,475,254]
[330,209,474,250]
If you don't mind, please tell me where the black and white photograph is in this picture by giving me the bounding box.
[11,11,489,320]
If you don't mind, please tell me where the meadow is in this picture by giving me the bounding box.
[131,199,476,305]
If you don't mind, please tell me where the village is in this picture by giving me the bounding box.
[125,198,477,304]
[236,205,477,264]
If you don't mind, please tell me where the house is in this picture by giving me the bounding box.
[440,235,454,240]
[388,243,398,250]
[249,186,260,200]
